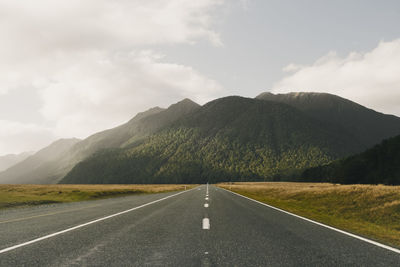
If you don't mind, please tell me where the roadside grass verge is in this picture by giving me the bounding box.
[218,182,400,248]
[0,184,195,209]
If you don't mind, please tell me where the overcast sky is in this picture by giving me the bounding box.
[1,0,400,155]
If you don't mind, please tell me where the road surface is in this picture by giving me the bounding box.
[0,185,399,266]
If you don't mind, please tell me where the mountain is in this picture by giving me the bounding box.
[0,138,81,184]
[302,134,400,185]
[62,95,400,184]
[256,92,400,150]
[64,106,166,162]
[0,99,200,184]
[59,98,200,174]
[4,93,400,184]
[0,152,33,172]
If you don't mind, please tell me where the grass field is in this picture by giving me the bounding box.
[218,182,400,248]
[0,184,195,209]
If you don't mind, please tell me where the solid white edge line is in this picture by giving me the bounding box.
[220,187,400,254]
[0,187,198,254]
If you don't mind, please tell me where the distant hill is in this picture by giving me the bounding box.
[0,138,81,184]
[0,152,33,172]
[256,92,400,150]
[62,94,400,184]
[302,134,400,185]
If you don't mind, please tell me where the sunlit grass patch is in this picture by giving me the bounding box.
[0,184,195,209]
[218,182,400,248]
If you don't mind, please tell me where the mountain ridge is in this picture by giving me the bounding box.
[61,94,400,184]
[2,92,400,184]
[256,92,400,149]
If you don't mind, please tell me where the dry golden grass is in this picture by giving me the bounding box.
[218,182,400,248]
[0,184,195,209]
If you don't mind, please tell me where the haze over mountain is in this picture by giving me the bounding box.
[0,139,80,184]
[0,99,200,184]
[2,92,400,185]
[0,152,33,172]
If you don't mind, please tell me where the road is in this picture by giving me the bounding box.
[0,184,399,266]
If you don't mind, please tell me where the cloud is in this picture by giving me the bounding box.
[0,0,226,154]
[0,0,222,54]
[38,50,223,137]
[0,0,223,91]
[272,39,400,116]
[0,120,55,154]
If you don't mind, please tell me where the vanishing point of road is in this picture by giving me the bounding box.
[1,185,399,266]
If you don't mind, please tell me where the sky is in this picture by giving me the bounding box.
[1,0,400,155]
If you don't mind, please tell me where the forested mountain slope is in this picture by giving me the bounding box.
[302,134,400,185]
[62,96,377,184]
[256,92,400,149]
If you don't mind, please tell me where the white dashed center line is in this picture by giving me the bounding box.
[202,218,210,230]
[204,203,209,208]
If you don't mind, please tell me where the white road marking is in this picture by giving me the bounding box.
[221,187,400,254]
[204,203,209,208]
[0,187,198,254]
[205,197,209,201]
[205,252,209,255]
[0,204,102,224]
[202,218,210,230]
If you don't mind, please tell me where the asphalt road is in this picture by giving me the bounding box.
[0,184,399,266]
